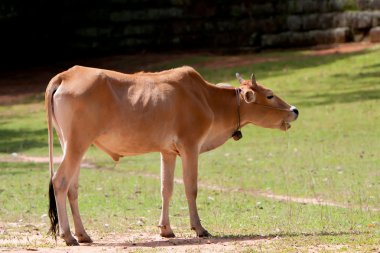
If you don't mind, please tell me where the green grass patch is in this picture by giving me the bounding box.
[1,46,379,250]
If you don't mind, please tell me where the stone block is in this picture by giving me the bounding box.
[287,0,326,13]
[261,33,287,47]
[75,27,112,38]
[111,7,183,22]
[332,27,352,42]
[123,25,155,36]
[318,13,336,29]
[249,3,274,16]
[287,32,308,46]
[353,31,366,41]
[237,19,259,32]
[371,11,380,26]
[261,17,285,34]
[333,12,347,27]
[357,11,373,28]
[356,0,380,10]
[287,15,302,31]
[274,2,288,13]
[287,0,302,14]
[302,14,319,30]
[299,0,321,13]
[248,32,260,46]
[327,0,346,12]
[374,0,380,9]
[309,27,351,44]
[343,11,372,29]
[369,26,380,42]
[261,26,353,48]
[171,0,192,6]
[230,4,247,17]
[343,12,356,28]
[357,0,371,10]
[216,21,236,32]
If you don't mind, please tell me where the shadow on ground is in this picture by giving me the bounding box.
[92,231,366,248]
[295,87,380,107]
[0,128,58,154]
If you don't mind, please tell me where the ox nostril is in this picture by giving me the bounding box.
[290,106,299,116]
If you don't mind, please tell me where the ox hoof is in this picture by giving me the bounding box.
[197,230,211,238]
[159,225,175,238]
[160,232,176,238]
[61,233,79,246]
[77,234,93,243]
[65,237,80,246]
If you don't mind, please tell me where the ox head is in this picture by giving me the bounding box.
[236,73,298,131]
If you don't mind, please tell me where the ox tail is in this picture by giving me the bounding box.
[45,75,61,239]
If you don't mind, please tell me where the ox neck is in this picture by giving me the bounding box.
[208,86,246,140]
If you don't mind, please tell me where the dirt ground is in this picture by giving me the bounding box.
[0,228,355,253]
[1,42,378,252]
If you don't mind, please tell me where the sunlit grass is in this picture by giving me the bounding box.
[0,46,379,249]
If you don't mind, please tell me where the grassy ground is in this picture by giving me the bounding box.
[0,45,379,251]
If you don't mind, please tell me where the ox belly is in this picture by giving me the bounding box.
[92,118,179,160]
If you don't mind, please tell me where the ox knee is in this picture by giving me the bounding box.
[68,184,79,200]
[52,175,69,194]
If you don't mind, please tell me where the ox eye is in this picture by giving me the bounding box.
[267,95,274,99]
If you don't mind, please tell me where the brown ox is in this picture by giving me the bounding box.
[46,65,298,245]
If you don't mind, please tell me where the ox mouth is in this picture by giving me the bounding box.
[280,121,291,131]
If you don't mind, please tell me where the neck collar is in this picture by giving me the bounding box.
[232,88,242,141]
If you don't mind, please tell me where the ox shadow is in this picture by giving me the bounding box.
[91,231,367,249]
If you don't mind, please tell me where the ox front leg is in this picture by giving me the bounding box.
[158,153,176,237]
[181,150,211,237]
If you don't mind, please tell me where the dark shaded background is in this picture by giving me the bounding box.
[1,0,380,69]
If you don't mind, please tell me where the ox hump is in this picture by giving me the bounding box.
[216,83,233,88]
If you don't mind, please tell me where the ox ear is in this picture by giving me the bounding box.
[242,89,256,103]
[236,73,244,84]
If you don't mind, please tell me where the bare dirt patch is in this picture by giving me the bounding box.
[1,154,94,168]
[308,42,376,56]
[0,220,279,252]
[0,228,358,252]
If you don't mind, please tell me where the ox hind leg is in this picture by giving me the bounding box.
[68,169,92,243]
[52,140,90,246]
[158,153,176,237]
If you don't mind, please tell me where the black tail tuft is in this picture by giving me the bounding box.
[48,179,59,239]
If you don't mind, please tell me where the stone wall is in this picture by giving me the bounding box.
[1,0,380,64]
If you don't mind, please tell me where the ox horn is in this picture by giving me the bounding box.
[236,73,244,84]
[251,73,258,88]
